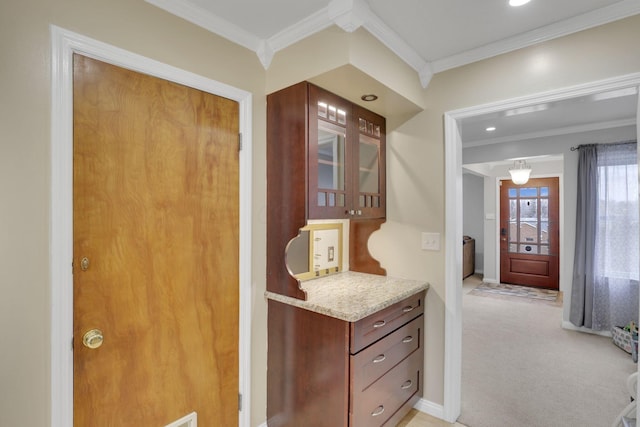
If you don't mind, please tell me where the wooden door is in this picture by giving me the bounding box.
[500,177,559,289]
[73,55,239,426]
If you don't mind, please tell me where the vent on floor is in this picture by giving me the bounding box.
[165,412,197,427]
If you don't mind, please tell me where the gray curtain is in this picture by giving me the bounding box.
[570,142,639,330]
[570,145,598,327]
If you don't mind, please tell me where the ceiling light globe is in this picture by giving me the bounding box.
[509,160,532,185]
[509,0,531,6]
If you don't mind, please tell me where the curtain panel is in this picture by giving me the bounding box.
[570,141,639,331]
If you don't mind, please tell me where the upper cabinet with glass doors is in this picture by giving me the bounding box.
[267,81,386,298]
[307,83,386,219]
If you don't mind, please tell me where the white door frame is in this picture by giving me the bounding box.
[50,25,253,427]
[443,72,640,422]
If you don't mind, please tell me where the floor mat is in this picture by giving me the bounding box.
[469,282,561,305]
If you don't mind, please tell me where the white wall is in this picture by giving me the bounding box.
[462,173,484,273]
[463,125,637,321]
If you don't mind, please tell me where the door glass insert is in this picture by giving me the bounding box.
[540,221,549,244]
[507,183,550,254]
[509,200,517,221]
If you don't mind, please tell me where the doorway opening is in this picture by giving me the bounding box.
[443,73,640,422]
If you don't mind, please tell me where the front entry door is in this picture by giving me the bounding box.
[500,177,559,290]
[73,55,240,426]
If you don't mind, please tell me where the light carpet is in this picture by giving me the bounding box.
[460,280,636,427]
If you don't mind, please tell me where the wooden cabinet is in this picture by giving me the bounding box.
[267,292,425,427]
[266,82,422,426]
[268,82,386,220]
[267,82,386,300]
[463,236,475,278]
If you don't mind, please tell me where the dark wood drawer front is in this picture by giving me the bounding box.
[351,315,422,392]
[350,292,424,354]
[350,350,422,427]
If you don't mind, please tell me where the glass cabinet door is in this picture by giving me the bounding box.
[354,112,385,218]
[307,84,385,219]
[308,84,352,219]
[316,121,346,209]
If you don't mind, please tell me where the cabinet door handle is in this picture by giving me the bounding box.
[402,305,415,313]
[373,320,386,328]
[401,380,413,390]
[373,354,386,363]
[371,405,385,417]
[402,336,414,344]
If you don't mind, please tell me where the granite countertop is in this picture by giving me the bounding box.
[265,271,429,322]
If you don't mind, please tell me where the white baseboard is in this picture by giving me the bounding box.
[482,277,498,284]
[414,398,445,420]
[562,320,612,337]
[258,398,445,427]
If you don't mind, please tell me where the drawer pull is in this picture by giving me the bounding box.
[401,380,413,390]
[373,354,386,363]
[373,320,386,328]
[402,305,415,313]
[371,405,385,417]
[402,336,414,343]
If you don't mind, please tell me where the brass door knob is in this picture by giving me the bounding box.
[82,329,104,349]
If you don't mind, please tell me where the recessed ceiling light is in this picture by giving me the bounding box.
[361,94,378,102]
[509,0,531,6]
[486,126,496,132]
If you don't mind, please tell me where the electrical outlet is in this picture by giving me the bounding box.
[421,232,440,251]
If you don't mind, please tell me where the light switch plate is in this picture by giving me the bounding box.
[421,232,440,251]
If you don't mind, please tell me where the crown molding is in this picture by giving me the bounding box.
[431,0,640,73]
[361,10,429,76]
[328,0,367,32]
[145,0,261,51]
[463,117,637,148]
[146,0,640,88]
[267,7,333,53]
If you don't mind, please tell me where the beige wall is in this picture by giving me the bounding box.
[0,1,268,426]
[2,1,640,425]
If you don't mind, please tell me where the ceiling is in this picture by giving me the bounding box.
[146,0,639,147]
[460,87,638,147]
[147,0,640,85]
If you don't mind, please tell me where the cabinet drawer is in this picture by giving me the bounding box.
[351,315,422,392]
[350,292,424,354]
[349,349,422,427]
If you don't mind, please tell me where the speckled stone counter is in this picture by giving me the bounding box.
[265,271,429,322]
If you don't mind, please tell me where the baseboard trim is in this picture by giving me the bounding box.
[482,277,499,284]
[257,422,267,427]
[562,320,612,337]
[414,398,445,420]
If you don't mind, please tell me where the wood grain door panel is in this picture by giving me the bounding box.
[73,54,239,426]
[500,177,559,289]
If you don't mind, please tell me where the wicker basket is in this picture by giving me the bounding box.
[612,326,633,354]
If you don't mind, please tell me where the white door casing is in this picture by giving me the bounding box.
[443,72,640,422]
[50,25,253,427]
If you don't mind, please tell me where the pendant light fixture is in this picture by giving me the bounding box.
[509,160,532,185]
